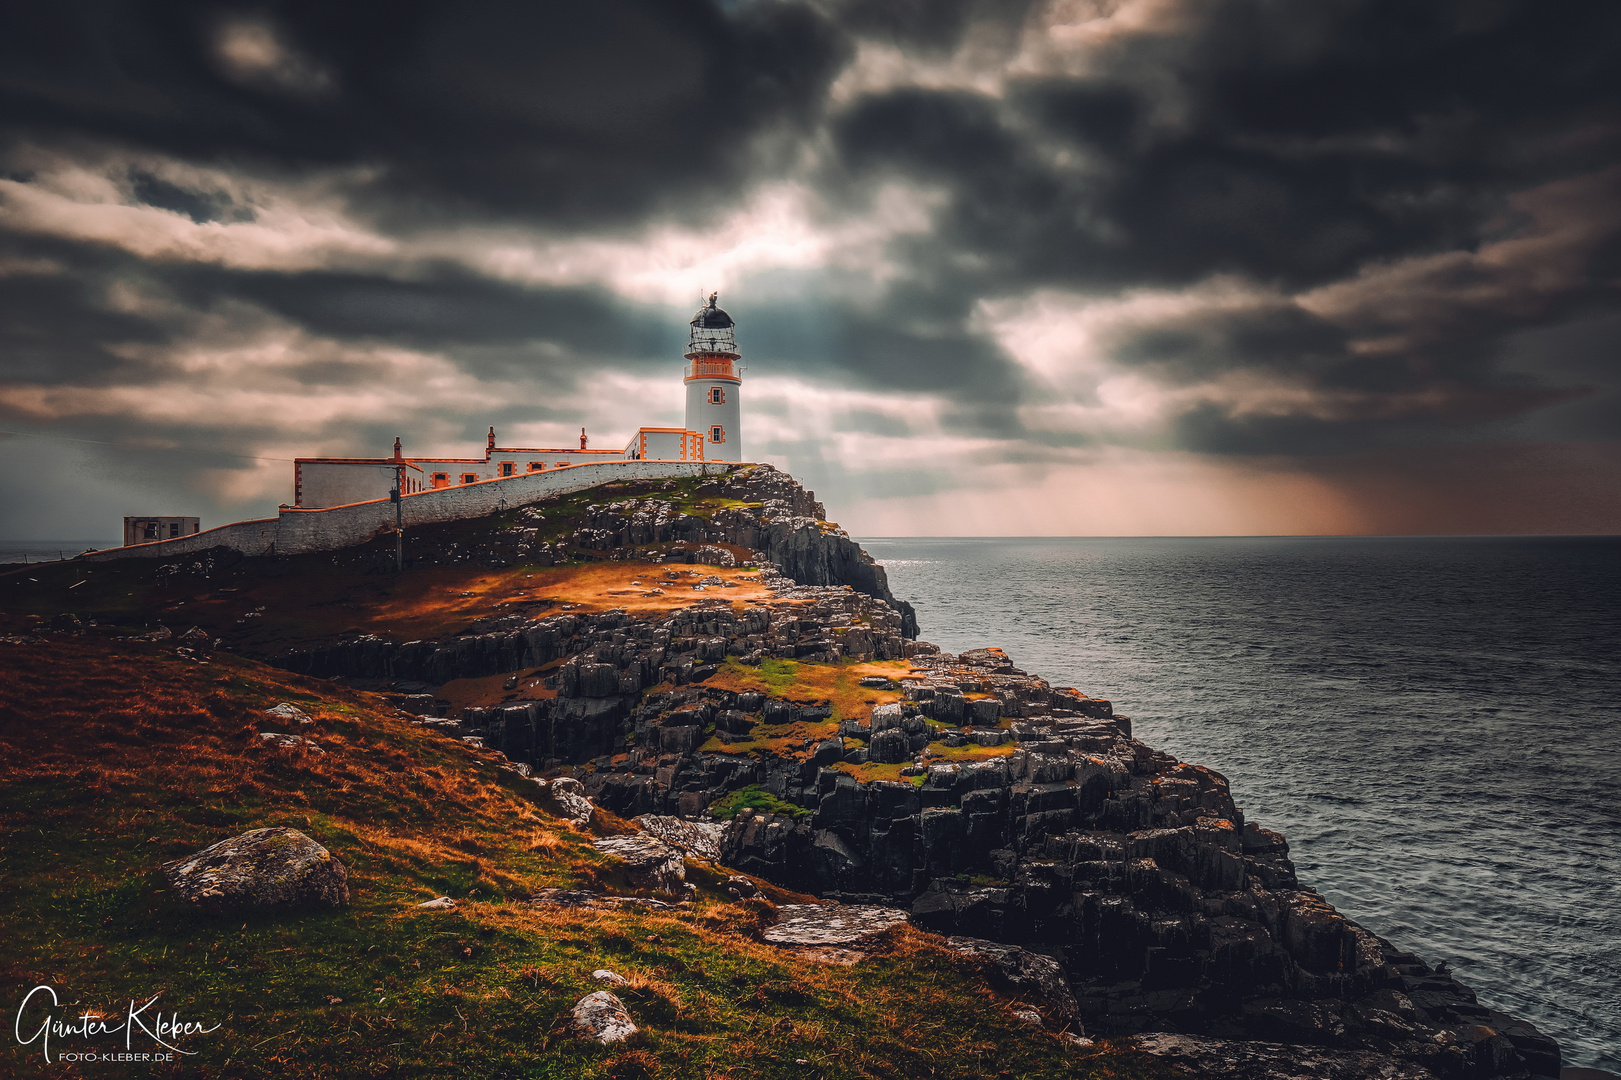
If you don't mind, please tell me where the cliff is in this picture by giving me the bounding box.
[0,464,1568,1080]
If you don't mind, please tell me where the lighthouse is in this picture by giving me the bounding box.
[684,293,742,463]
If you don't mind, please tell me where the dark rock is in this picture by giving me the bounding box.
[948,936,1081,1029]
[1129,1033,1437,1079]
[869,727,910,764]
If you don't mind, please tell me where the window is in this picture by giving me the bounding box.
[169,522,181,538]
[710,425,725,443]
[461,473,478,485]
[529,462,544,471]
[431,473,448,489]
[143,522,158,540]
[709,386,726,404]
[556,462,567,469]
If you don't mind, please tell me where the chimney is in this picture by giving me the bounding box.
[487,426,497,452]
[392,436,402,461]
[580,427,588,450]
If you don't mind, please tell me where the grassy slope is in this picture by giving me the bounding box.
[0,636,1180,1080]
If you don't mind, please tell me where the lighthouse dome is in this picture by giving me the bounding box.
[691,293,734,329]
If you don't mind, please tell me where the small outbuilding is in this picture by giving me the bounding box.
[124,516,200,546]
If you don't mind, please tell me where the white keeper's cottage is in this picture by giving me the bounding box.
[293,294,746,509]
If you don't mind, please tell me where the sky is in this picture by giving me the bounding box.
[1,0,1618,539]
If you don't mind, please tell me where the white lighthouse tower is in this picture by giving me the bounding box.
[684,293,742,463]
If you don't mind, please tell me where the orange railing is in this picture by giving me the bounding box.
[685,357,737,379]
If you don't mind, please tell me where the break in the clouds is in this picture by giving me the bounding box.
[1,0,1618,538]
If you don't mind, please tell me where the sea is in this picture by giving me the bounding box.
[862,536,1620,1071]
[0,539,116,566]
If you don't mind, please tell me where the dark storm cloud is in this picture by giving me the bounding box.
[0,0,849,227]
[0,235,172,385]
[818,0,1621,450]
[833,1,1621,290]
[168,265,685,360]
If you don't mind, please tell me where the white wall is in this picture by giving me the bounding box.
[299,461,411,509]
[417,451,627,488]
[632,429,703,461]
[81,459,744,563]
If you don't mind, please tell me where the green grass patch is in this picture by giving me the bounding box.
[707,784,812,821]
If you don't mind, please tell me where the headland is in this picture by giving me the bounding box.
[0,465,1577,1079]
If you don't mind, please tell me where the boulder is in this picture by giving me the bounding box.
[762,904,909,947]
[594,835,693,897]
[538,777,594,826]
[571,991,637,1043]
[263,702,313,724]
[947,936,1081,1029]
[634,815,724,861]
[162,827,348,913]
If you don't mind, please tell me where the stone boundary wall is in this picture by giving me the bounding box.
[81,460,741,563]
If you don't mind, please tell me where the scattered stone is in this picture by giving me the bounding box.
[418,896,456,909]
[570,991,637,1043]
[1012,1009,1044,1028]
[592,969,628,986]
[264,702,313,725]
[162,827,348,913]
[593,834,693,897]
[724,875,760,899]
[1129,1033,1436,1080]
[527,888,685,912]
[258,731,322,752]
[762,904,909,947]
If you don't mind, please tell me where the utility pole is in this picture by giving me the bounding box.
[391,464,404,572]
